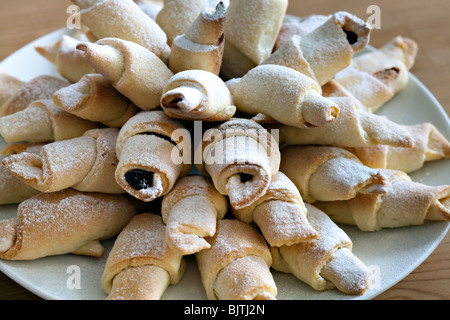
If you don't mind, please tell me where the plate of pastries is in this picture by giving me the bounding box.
[0,0,449,300]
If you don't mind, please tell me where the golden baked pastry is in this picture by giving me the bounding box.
[0,73,26,109]
[102,213,185,300]
[196,219,277,300]
[77,38,174,111]
[195,118,281,210]
[0,143,42,204]
[115,110,192,202]
[161,175,228,255]
[224,0,287,65]
[35,35,95,83]
[71,0,169,60]
[271,204,372,295]
[324,64,400,113]
[264,11,371,86]
[161,69,235,121]
[0,99,99,143]
[315,169,450,231]
[351,122,450,173]
[274,14,329,51]
[226,64,340,128]
[156,0,209,46]
[352,36,418,94]
[279,96,415,148]
[231,172,318,247]
[53,73,138,127]
[0,74,69,117]
[169,2,226,75]
[3,128,123,194]
[280,146,388,203]
[0,189,136,260]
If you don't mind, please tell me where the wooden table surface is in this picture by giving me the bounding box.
[0,0,450,300]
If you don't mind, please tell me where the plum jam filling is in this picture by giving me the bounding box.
[344,30,358,45]
[239,173,254,183]
[125,169,154,190]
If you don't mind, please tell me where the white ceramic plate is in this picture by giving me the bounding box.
[0,28,449,300]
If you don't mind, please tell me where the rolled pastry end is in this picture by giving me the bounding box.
[427,196,450,221]
[162,69,235,121]
[115,131,186,202]
[225,167,272,210]
[301,91,340,127]
[0,219,17,254]
[358,170,389,195]
[34,41,58,64]
[165,196,217,255]
[320,247,372,295]
[214,255,277,300]
[252,200,319,247]
[121,169,165,202]
[186,1,227,45]
[0,106,54,143]
[309,157,388,202]
[2,152,46,191]
[373,67,401,94]
[52,73,136,127]
[335,11,372,53]
[71,240,105,257]
[425,124,450,161]
[76,42,125,83]
[161,86,204,113]
[106,265,170,300]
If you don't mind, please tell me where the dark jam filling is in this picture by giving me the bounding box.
[142,132,178,146]
[125,169,154,190]
[239,173,254,183]
[344,30,358,45]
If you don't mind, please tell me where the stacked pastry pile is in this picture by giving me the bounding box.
[0,0,449,300]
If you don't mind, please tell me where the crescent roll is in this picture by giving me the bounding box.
[0,189,136,260]
[77,38,174,111]
[280,146,388,203]
[156,0,209,47]
[271,204,372,295]
[352,36,418,94]
[273,14,329,51]
[161,69,235,121]
[196,219,277,300]
[71,0,169,60]
[231,172,318,247]
[224,0,287,65]
[315,169,450,231]
[35,35,96,83]
[324,64,401,113]
[0,75,69,117]
[115,110,192,202]
[226,64,340,128]
[102,213,185,300]
[0,99,99,144]
[195,118,281,210]
[351,123,450,173]
[0,143,42,204]
[0,73,25,109]
[3,128,123,194]
[279,97,415,149]
[161,175,228,255]
[53,73,138,127]
[169,2,226,75]
[264,12,371,86]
